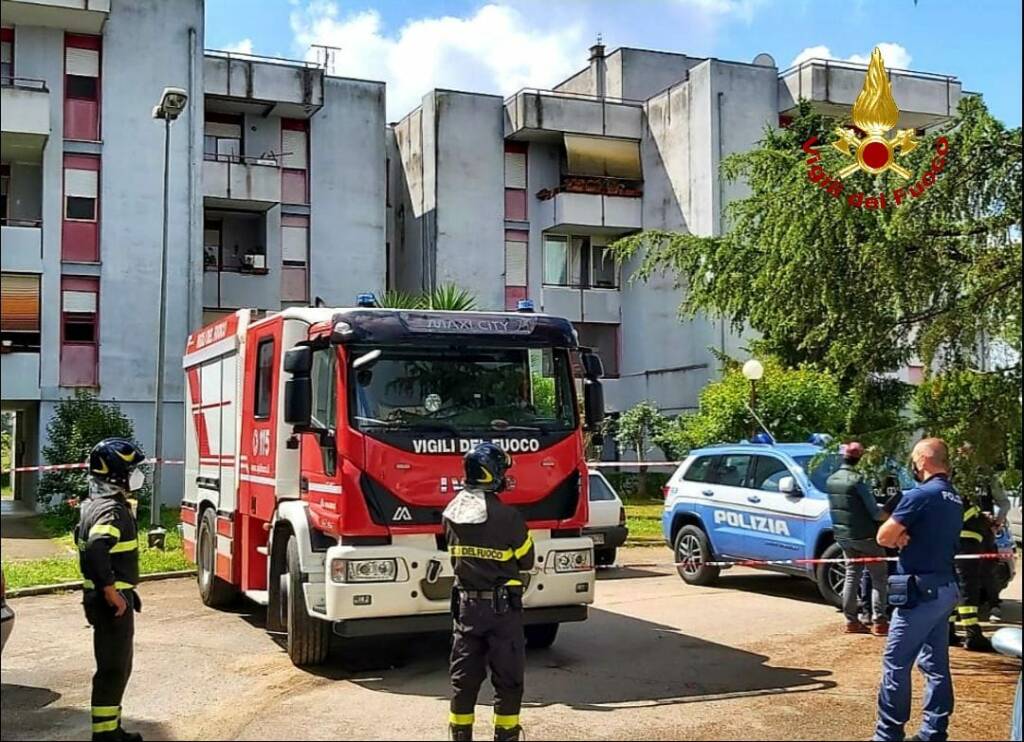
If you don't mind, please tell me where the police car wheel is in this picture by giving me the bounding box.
[285,535,331,667]
[674,526,720,586]
[815,543,845,608]
[197,508,236,608]
[596,548,617,567]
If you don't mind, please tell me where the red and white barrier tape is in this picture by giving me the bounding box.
[626,553,1013,570]
[2,458,184,475]
[587,461,684,469]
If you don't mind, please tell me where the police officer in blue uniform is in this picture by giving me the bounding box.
[77,438,147,742]
[874,438,963,742]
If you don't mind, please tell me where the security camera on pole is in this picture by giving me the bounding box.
[148,86,188,549]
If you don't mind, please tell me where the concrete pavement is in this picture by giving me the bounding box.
[1,548,1019,741]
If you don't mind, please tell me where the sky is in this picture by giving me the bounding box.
[205,0,1023,124]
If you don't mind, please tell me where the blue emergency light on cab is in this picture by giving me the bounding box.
[356,292,377,308]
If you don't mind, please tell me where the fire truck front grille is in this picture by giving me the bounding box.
[419,574,533,601]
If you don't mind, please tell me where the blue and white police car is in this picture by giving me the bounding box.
[661,437,913,606]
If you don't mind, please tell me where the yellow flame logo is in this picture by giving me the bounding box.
[832,47,917,178]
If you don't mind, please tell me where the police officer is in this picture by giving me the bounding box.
[825,442,890,635]
[444,442,535,742]
[874,438,963,742]
[76,438,147,742]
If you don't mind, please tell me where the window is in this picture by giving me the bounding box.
[575,322,619,378]
[683,456,716,483]
[203,219,221,270]
[63,35,100,140]
[204,116,242,162]
[751,456,791,492]
[1,273,41,350]
[504,228,528,310]
[310,348,336,429]
[1,27,13,80]
[60,276,98,386]
[715,454,752,488]
[282,221,308,265]
[504,143,527,220]
[282,120,309,205]
[543,233,618,289]
[1,164,8,221]
[254,339,275,418]
[543,235,568,285]
[64,167,97,221]
[588,474,618,502]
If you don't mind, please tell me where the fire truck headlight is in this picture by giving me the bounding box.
[332,558,398,583]
[552,549,593,573]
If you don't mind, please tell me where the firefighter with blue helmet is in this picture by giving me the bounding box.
[76,438,146,742]
[444,442,535,742]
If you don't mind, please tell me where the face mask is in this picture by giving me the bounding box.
[129,468,146,492]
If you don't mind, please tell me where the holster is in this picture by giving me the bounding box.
[494,586,510,615]
[888,574,942,609]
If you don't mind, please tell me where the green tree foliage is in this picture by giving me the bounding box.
[376,284,479,311]
[611,97,1021,382]
[658,359,848,456]
[36,391,144,512]
[615,401,671,497]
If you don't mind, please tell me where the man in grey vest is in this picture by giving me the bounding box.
[826,442,890,635]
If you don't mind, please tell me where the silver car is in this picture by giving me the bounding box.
[1008,490,1022,546]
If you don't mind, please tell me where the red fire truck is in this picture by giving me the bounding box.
[180,302,604,666]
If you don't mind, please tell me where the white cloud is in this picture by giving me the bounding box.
[676,0,765,23]
[790,42,912,70]
[221,38,255,55]
[290,2,585,119]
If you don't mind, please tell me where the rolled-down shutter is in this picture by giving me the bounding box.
[564,134,641,179]
[1,274,41,332]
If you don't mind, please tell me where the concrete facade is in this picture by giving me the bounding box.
[1,0,387,507]
[388,44,961,421]
[0,4,964,493]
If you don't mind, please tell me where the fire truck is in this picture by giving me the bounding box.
[180,301,604,666]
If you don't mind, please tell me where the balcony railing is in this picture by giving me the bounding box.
[0,76,48,92]
[206,48,322,70]
[203,151,286,167]
[777,57,958,85]
[537,175,643,202]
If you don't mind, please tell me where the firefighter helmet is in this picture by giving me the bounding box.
[89,438,146,490]
[464,442,511,494]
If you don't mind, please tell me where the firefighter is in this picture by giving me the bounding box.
[949,489,995,652]
[76,438,147,741]
[444,442,535,742]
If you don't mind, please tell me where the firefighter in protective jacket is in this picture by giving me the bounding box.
[76,438,147,741]
[444,442,535,742]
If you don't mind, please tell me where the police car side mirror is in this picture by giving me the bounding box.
[779,476,802,497]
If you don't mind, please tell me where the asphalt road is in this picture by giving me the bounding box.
[2,548,1020,741]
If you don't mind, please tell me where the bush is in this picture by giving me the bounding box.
[36,391,148,518]
[603,470,672,501]
[659,359,848,455]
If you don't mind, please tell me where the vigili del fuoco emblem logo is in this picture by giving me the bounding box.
[802,46,950,209]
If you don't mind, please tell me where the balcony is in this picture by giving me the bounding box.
[204,51,324,119]
[1,222,43,272]
[0,0,109,33]
[1,78,50,156]
[778,58,962,130]
[504,88,643,141]
[203,155,281,210]
[0,351,40,400]
[536,179,642,233]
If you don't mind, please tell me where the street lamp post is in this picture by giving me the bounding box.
[742,358,765,438]
[149,87,188,547]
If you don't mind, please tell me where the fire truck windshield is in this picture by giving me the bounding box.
[349,346,577,433]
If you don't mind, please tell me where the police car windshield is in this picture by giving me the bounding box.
[794,454,916,493]
[349,346,576,433]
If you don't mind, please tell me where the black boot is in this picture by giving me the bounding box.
[494,725,522,742]
[948,622,963,647]
[93,728,143,742]
[450,724,473,742]
[964,625,993,652]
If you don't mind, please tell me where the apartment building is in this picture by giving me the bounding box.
[388,44,962,419]
[1,0,386,505]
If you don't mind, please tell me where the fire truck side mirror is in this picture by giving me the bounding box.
[583,379,605,431]
[581,351,604,380]
[283,346,314,428]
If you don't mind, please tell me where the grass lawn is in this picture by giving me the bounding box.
[3,508,192,591]
[1,483,12,501]
[624,498,666,546]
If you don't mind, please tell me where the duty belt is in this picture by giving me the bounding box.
[460,589,496,600]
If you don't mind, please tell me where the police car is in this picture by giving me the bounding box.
[661,438,913,606]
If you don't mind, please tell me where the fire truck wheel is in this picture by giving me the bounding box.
[524,622,559,649]
[197,508,237,608]
[285,535,331,667]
